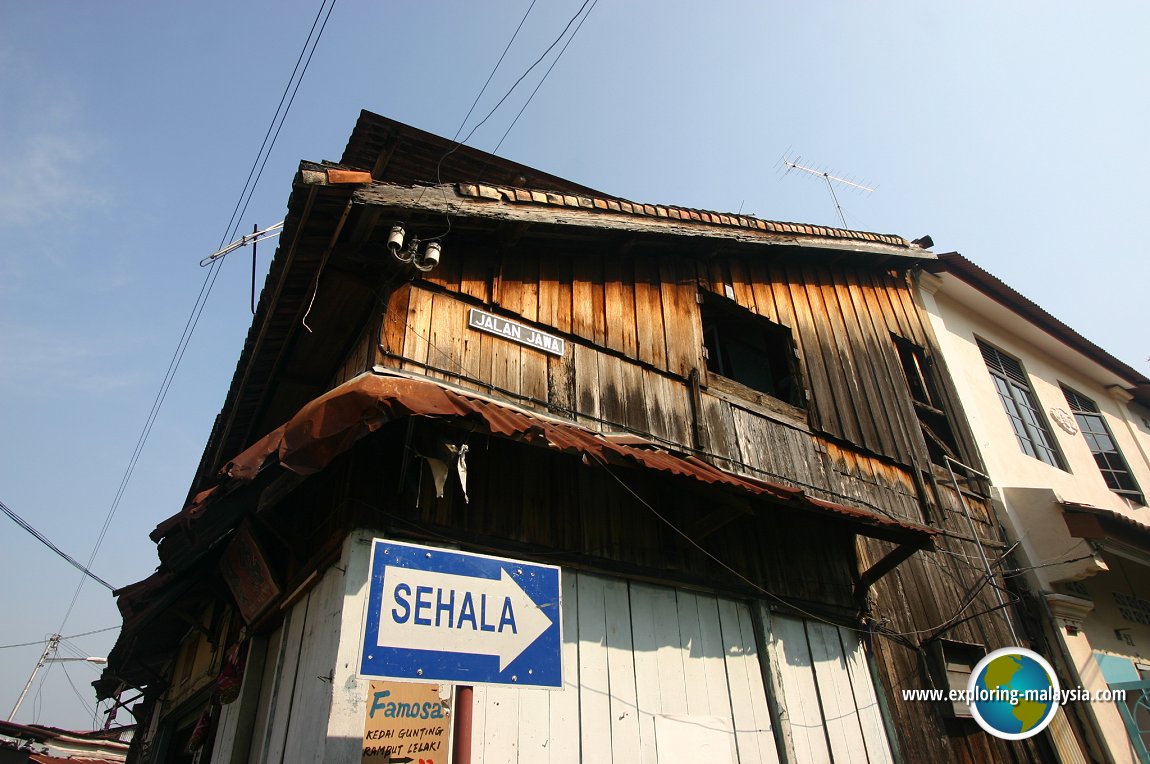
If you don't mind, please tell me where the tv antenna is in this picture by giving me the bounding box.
[782,156,874,228]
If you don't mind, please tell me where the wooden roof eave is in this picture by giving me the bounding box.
[351,182,934,264]
[187,169,361,500]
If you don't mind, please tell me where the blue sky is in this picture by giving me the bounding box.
[1,1,1147,729]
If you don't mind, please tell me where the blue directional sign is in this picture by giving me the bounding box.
[360,539,562,688]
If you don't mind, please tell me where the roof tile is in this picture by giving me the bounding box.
[450,183,909,248]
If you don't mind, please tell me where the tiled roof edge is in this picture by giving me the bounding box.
[456,182,911,248]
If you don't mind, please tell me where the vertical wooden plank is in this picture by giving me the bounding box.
[719,599,780,764]
[499,250,525,316]
[633,253,668,370]
[555,255,574,335]
[770,615,831,764]
[578,574,612,761]
[538,255,560,330]
[727,257,757,311]
[282,568,345,763]
[520,345,549,407]
[518,686,551,762]
[842,269,917,465]
[548,570,582,763]
[649,584,687,715]
[573,343,602,429]
[380,284,412,361]
[402,286,434,371]
[801,263,865,445]
[675,591,713,717]
[482,686,521,764]
[596,353,627,430]
[747,260,781,324]
[258,596,308,764]
[822,268,891,456]
[620,356,650,434]
[547,351,577,418]
[629,582,662,764]
[780,262,837,436]
[572,255,597,342]
[519,251,540,323]
[470,685,489,761]
[698,395,744,471]
[659,257,702,379]
[488,334,523,398]
[459,248,492,303]
[604,577,642,759]
[229,635,278,764]
[694,595,735,718]
[806,621,869,764]
[603,253,638,357]
[868,269,913,339]
[427,292,466,380]
[839,626,895,764]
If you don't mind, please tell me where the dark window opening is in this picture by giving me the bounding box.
[978,339,1066,469]
[701,294,803,407]
[894,336,960,466]
[1062,385,1144,504]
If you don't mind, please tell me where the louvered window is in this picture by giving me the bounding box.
[978,340,1065,468]
[1062,385,1144,504]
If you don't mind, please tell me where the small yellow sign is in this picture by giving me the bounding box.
[361,680,451,764]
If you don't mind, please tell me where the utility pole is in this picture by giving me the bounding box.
[6,636,107,722]
[8,634,60,722]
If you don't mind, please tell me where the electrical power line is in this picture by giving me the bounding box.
[0,626,118,652]
[430,0,597,197]
[0,499,114,591]
[51,1,340,638]
[216,0,338,254]
[451,0,539,143]
[491,0,598,155]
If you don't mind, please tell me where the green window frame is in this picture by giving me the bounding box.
[977,340,1065,469]
[1062,385,1144,504]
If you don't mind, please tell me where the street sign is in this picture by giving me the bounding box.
[360,539,562,688]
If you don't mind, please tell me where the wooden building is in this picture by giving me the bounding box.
[96,112,1070,762]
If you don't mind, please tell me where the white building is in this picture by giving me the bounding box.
[918,252,1150,763]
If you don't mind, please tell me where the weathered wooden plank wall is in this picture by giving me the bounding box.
[470,571,780,764]
[388,421,860,610]
[374,281,928,525]
[370,242,962,472]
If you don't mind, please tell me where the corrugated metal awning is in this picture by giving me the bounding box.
[1062,501,1150,554]
[154,371,935,548]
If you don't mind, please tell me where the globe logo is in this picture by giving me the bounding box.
[967,647,1060,740]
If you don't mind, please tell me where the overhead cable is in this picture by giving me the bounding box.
[0,499,114,591]
[451,0,539,143]
[491,0,599,154]
[53,0,340,637]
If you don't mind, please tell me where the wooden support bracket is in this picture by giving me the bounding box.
[854,543,921,603]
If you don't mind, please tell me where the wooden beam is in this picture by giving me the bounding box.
[353,184,925,260]
[685,501,753,540]
[854,543,921,602]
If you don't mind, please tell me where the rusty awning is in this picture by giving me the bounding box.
[154,371,935,548]
[1063,501,1150,554]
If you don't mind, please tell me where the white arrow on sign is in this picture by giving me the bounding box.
[377,565,554,671]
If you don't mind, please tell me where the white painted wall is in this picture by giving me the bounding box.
[219,531,895,763]
[920,279,1150,522]
[917,271,1150,764]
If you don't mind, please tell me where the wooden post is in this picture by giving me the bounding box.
[452,685,473,764]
